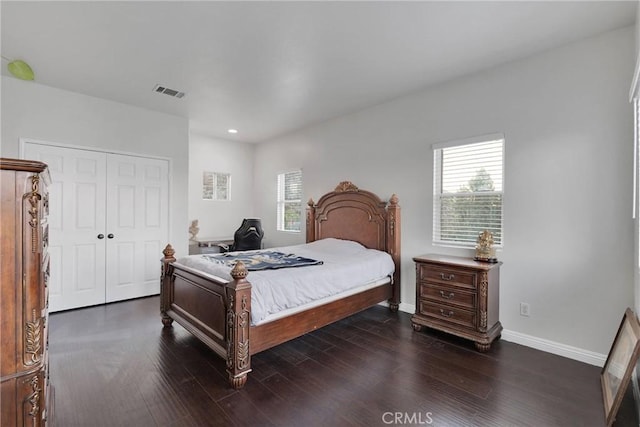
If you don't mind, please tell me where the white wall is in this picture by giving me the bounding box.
[634,0,640,316]
[1,77,190,255]
[189,132,255,240]
[255,26,635,357]
[637,3,640,53]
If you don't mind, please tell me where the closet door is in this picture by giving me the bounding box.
[23,143,107,312]
[105,154,169,302]
[23,142,170,312]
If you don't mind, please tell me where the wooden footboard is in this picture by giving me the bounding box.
[250,280,394,354]
[160,245,252,389]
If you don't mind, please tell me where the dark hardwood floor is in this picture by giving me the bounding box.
[48,296,627,426]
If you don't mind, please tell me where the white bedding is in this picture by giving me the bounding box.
[175,238,395,325]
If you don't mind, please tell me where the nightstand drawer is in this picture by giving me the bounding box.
[418,264,476,289]
[420,283,475,310]
[419,301,476,329]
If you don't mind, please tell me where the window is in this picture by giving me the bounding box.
[433,134,504,247]
[203,172,230,200]
[277,170,302,232]
[635,97,639,221]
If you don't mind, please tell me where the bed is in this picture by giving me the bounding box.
[160,181,401,389]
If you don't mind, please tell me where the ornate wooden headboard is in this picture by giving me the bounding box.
[306,181,401,285]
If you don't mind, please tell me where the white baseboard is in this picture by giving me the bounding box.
[394,303,606,367]
[398,302,415,314]
[500,329,606,367]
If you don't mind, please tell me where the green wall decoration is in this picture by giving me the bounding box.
[8,59,34,80]
[2,56,34,80]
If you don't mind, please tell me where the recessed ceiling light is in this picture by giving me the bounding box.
[228,129,238,134]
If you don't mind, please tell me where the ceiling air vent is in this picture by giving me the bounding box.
[153,84,185,99]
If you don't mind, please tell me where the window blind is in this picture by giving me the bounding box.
[277,170,303,232]
[433,137,504,247]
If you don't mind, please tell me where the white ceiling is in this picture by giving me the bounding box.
[1,1,637,143]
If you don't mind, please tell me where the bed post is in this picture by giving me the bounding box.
[387,194,401,312]
[306,198,316,243]
[160,244,176,327]
[226,261,252,390]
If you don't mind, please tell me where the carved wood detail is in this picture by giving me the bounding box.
[475,342,491,353]
[226,294,235,371]
[26,174,42,253]
[162,244,176,262]
[24,309,42,366]
[388,194,398,240]
[22,173,44,368]
[226,261,252,389]
[334,181,359,192]
[306,198,316,243]
[479,272,488,332]
[23,373,42,420]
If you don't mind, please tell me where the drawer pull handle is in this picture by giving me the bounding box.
[440,273,455,281]
[440,309,454,318]
[439,290,455,299]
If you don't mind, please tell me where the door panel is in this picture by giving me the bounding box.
[74,244,99,290]
[144,240,162,282]
[75,182,99,228]
[24,143,107,312]
[117,185,136,227]
[144,186,162,226]
[114,242,135,286]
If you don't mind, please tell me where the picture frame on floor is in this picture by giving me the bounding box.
[601,308,640,427]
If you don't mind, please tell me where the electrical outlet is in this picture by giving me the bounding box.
[520,302,530,317]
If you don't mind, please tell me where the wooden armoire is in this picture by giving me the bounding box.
[1,158,54,425]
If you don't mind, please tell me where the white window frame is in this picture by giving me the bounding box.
[634,97,639,220]
[629,41,640,317]
[277,170,303,232]
[202,171,231,201]
[433,133,505,248]
[634,97,639,269]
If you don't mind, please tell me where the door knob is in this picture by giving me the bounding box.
[97,234,104,239]
[107,234,114,239]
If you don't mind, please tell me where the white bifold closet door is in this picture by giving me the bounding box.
[23,142,169,312]
[105,153,168,303]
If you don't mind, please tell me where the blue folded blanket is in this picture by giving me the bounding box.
[203,251,323,271]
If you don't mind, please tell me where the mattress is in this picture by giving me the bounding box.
[175,238,395,325]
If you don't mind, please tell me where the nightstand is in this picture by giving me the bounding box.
[411,254,502,352]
